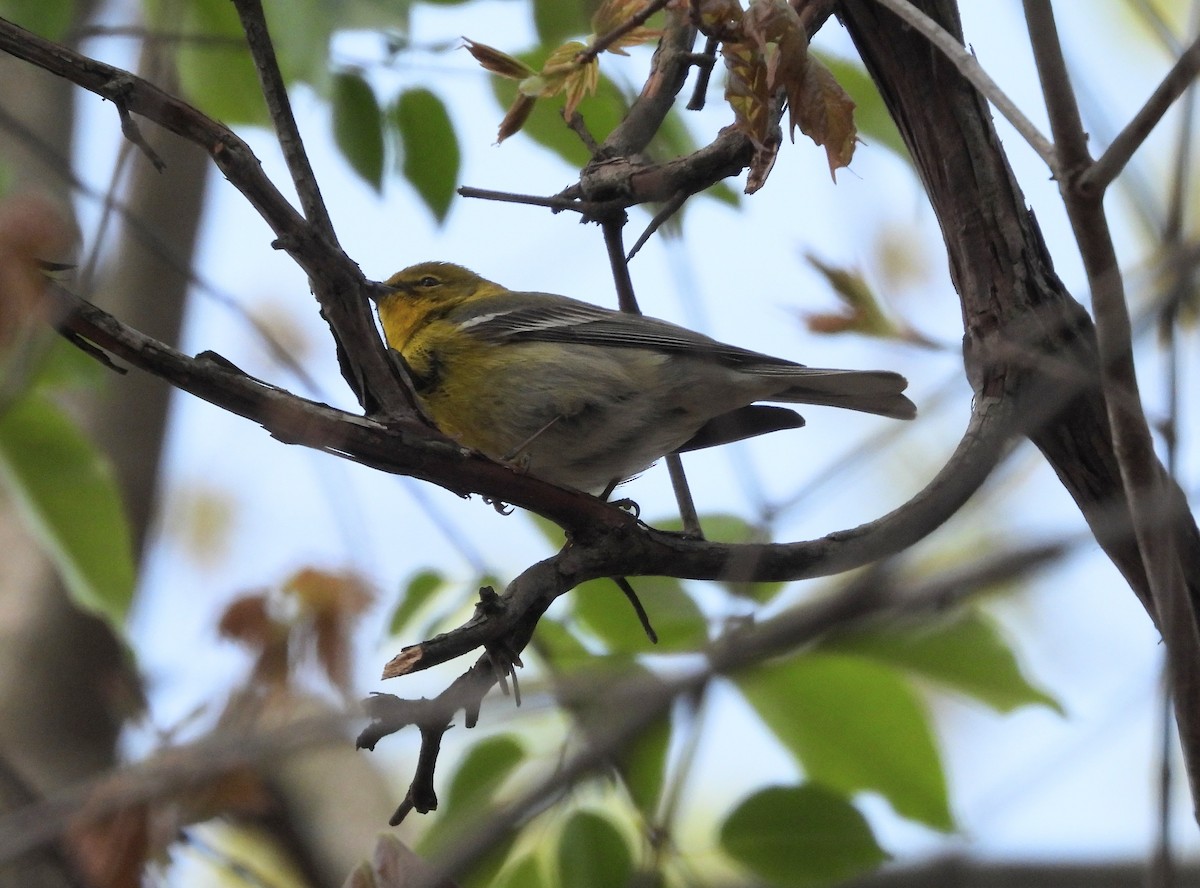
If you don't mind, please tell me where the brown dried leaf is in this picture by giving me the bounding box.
[601,26,662,55]
[0,194,74,347]
[563,58,600,118]
[743,0,808,92]
[462,38,534,80]
[66,803,150,888]
[219,592,291,690]
[284,567,373,617]
[790,55,858,178]
[695,0,744,38]
[218,593,275,647]
[805,311,862,335]
[803,253,904,339]
[182,766,276,821]
[591,0,644,35]
[745,137,780,194]
[722,41,772,150]
[497,93,537,142]
[284,568,373,694]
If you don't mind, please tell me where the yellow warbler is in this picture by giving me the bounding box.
[374,262,915,495]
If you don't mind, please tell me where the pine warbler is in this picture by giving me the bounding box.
[374,262,915,495]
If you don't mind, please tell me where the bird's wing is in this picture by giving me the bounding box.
[453,292,800,369]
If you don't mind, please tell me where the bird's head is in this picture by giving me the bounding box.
[377,262,497,307]
[374,262,502,349]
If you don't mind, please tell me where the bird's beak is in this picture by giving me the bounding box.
[367,281,400,304]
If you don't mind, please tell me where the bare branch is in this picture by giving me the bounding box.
[1022,0,1200,819]
[0,715,348,864]
[1083,31,1200,192]
[866,0,1058,170]
[230,0,337,242]
[410,540,1067,885]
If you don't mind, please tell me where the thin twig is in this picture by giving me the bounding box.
[612,577,659,643]
[113,90,165,172]
[868,0,1058,171]
[602,219,703,531]
[666,452,703,537]
[627,191,688,259]
[0,715,349,863]
[686,36,720,110]
[1082,31,1200,193]
[1151,2,1200,874]
[457,185,601,215]
[230,0,336,240]
[564,110,601,155]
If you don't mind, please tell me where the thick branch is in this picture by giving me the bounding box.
[50,278,1012,651]
[376,391,1017,682]
[839,0,1200,626]
[865,0,1057,168]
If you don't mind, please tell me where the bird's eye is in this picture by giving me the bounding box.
[417,275,440,288]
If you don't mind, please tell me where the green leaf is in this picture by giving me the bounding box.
[421,734,524,887]
[531,617,594,672]
[388,568,446,636]
[720,784,888,886]
[816,52,909,164]
[495,854,548,888]
[31,337,107,393]
[170,0,269,125]
[444,734,526,812]
[615,706,670,819]
[573,575,707,653]
[333,71,385,191]
[463,838,517,888]
[557,810,634,888]
[490,66,627,168]
[264,0,335,85]
[533,0,593,45]
[390,88,460,223]
[825,610,1063,715]
[0,394,135,628]
[736,652,953,830]
[0,0,75,39]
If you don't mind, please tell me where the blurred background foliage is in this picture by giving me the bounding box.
[0,0,1197,886]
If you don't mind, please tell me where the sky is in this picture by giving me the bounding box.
[67,0,1200,870]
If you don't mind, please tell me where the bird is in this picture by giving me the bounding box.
[373,262,915,495]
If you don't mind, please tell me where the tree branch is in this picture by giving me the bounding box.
[864,0,1058,170]
[230,0,335,242]
[1083,30,1200,192]
[404,539,1068,885]
[1022,0,1200,819]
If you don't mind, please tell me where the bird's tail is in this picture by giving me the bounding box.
[770,369,916,420]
